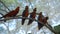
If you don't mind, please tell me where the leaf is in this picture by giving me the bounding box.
[54,25,60,34]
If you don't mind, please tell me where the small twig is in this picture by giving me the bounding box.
[0,13,4,16]
[0,16,57,34]
[0,0,10,11]
[0,9,8,13]
[28,0,33,9]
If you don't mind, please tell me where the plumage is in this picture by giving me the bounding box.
[42,17,52,28]
[0,6,20,22]
[38,12,42,21]
[42,17,49,24]
[38,22,43,30]
[38,12,44,30]
[22,6,29,25]
[27,8,36,25]
[38,12,49,30]
[3,6,20,18]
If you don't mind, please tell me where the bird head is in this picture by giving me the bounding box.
[39,12,42,16]
[33,8,36,11]
[15,6,20,11]
[46,16,49,20]
[25,6,29,10]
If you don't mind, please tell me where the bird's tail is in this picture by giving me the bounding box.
[27,20,33,25]
[38,22,44,30]
[22,19,25,25]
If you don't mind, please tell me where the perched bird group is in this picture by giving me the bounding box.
[21,6,49,30]
[0,5,51,30]
[27,8,36,25]
[21,6,37,25]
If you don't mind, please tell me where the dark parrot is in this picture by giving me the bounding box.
[38,13,52,30]
[43,17,52,28]
[0,6,20,21]
[27,8,36,25]
[22,6,29,25]
[42,16,49,24]
[38,12,44,30]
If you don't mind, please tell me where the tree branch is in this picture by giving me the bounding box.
[28,0,33,9]
[0,16,58,34]
[0,9,8,13]
[0,0,10,11]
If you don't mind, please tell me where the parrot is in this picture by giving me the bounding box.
[38,12,43,22]
[42,16,52,28]
[38,12,44,30]
[42,16,49,24]
[22,6,29,25]
[38,14,52,30]
[0,6,20,21]
[27,8,36,25]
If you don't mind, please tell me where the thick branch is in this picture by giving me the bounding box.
[0,16,57,34]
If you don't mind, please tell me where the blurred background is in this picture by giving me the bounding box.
[0,0,60,34]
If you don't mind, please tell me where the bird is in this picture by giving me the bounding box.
[22,6,29,25]
[38,15,52,30]
[2,6,20,18]
[38,12,43,22]
[42,16,49,24]
[42,16,52,28]
[0,6,20,21]
[27,8,36,25]
[37,12,44,30]
[38,22,43,30]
